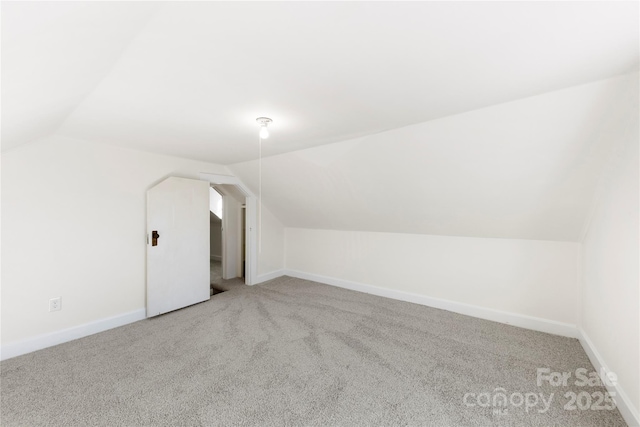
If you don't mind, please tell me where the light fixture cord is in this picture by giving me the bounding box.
[258,133,262,254]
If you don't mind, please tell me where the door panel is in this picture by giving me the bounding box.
[147,177,210,317]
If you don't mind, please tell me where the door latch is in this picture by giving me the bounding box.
[152,230,160,246]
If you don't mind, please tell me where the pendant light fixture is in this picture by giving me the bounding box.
[256,117,272,139]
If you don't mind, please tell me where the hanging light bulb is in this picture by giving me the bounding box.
[259,125,269,139]
[256,117,272,139]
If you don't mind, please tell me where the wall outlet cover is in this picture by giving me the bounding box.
[49,297,61,312]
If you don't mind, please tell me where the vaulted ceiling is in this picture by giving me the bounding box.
[2,2,638,163]
[2,2,638,242]
[230,74,638,241]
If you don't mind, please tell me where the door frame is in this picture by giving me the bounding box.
[200,173,257,286]
[217,191,241,281]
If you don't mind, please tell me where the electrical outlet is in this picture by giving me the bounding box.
[49,297,61,312]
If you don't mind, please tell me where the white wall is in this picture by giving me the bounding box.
[1,136,229,345]
[580,84,639,418]
[258,204,285,277]
[220,194,241,279]
[286,228,579,325]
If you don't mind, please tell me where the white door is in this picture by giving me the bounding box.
[146,177,210,317]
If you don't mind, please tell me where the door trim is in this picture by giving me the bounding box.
[199,173,257,286]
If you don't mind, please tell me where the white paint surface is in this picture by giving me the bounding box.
[220,192,241,280]
[579,329,640,427]
[1,309,146,361]
[258,206,285,277]
[231,75,635,242]
[209,187,222,220]
[146,177,210,317]
[580,80,639,419]
[1,2,160,151]
[1,136,229,344]
[3,2,637,162]
[285,228,579,325]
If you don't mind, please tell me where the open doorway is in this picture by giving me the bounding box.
[201,173,257,286]
[241,205,246,279]
[209,183,250,292]
[209,187,223,295]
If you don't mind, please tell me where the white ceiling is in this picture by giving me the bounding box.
[1,2,160,151]
[2,1,638,164]
[230,73,638,241]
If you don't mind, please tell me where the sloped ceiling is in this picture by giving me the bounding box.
[230,74,638,241]
[1,2,160,151]
[2,2,638,163]
[2,2,638,242]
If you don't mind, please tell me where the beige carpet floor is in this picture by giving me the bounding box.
[0,276,627,426]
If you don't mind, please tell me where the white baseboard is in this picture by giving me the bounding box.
[0,308,146,361]
[284,269,579,339]
[254,269,285,285]
[3,271,635,426]
[210,255,222,261]
[578,328,639,427]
